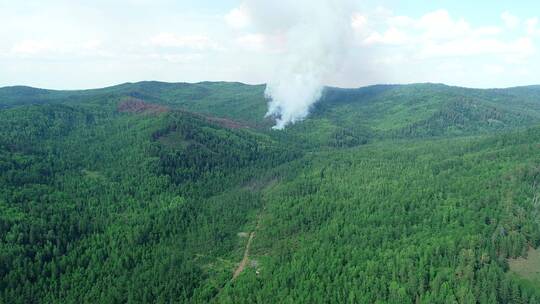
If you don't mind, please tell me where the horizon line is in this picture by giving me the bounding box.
[2,80,540,92]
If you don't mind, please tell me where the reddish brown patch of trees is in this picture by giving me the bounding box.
[117,98,169,115]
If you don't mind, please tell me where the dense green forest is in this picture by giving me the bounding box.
[1,82,539,303]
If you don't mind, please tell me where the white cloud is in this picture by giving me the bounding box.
[354,9,533,60]
[417,10,471,40]
[225,6,251,29]
[10,39,111,58]
[484,64,505,75]
[1,2,540,90]
[351,13,367,30]
[364,28,409,45]
[149,53,203,63]
[11,40,55,55]
[149,33,220,50]
[373,54,407,66]
[420,37,534,58]
[235,33,266,51]
[527,18,540,36]
[436,60,465,72]
[388,15,415,28]
[345,8,539,87]
[501,11,520,29]
[83,39,102,50]
[474,27,501,36]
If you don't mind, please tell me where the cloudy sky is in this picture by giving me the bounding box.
[1,0,540,89]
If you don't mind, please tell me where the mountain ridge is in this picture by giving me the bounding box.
[4,80,540,92]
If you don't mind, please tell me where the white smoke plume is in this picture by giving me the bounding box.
[237,0,355,129]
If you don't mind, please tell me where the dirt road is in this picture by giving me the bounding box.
[232,231,255,280]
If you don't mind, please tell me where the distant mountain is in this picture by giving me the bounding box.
[3,82,539,139]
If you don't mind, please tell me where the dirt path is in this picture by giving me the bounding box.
[232,231,255,280]
[231,211,263,281]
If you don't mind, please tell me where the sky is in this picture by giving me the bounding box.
[1,0,540,89]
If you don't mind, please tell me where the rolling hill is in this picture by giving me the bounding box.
[1,81,540,303]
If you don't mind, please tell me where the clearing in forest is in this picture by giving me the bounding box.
[509,247,540,288]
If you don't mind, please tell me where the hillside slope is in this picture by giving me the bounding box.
[1,82,540,303]
[3,81,539,140]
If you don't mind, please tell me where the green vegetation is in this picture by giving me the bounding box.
[1,81,540,303]
[509,248,540,290]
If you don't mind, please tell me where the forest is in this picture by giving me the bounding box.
[1,81,540,303]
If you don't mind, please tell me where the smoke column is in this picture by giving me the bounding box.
[242,0,354,129]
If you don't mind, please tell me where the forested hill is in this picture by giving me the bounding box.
[3,81,540,137]
[1,81,540,303]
